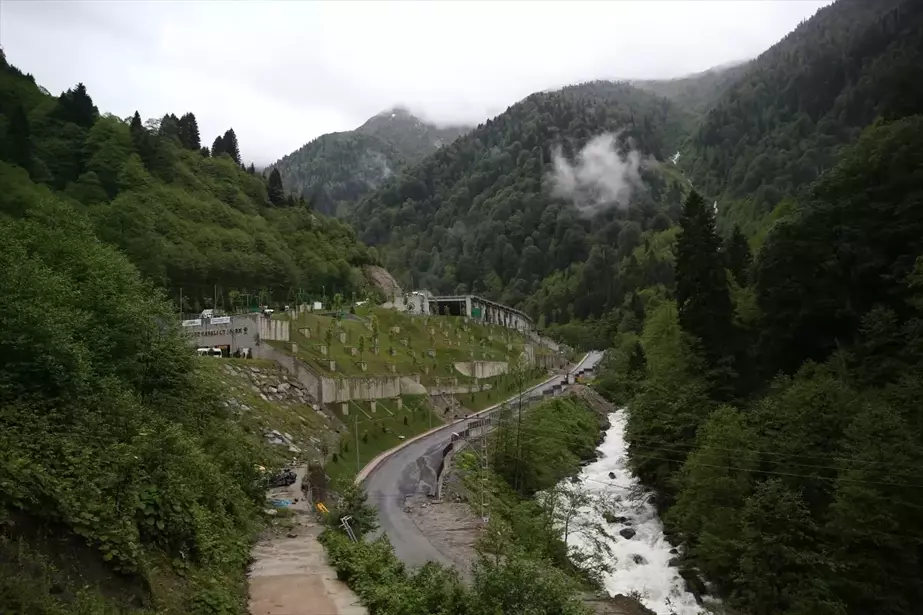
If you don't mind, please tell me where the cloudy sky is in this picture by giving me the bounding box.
[1,0,830,165]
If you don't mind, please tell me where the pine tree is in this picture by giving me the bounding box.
[222,128,241,165]
[675,191,735,390]
[725,225,752,285]
[267,168,285,205]
[159,113,180,140]
[247,162,255,174]
[8,103,32,173]
[129,111,150,161]
[199,146,210,158]
[211,135,225,158]
[55,82,98,127]
[177,112,201,150]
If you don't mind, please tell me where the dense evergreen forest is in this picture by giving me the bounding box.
[683,0,923,233]
[351,80,693,344]
[270,107,469,216]
[0,51,375,313]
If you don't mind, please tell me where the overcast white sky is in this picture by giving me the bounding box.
[1,0,830,165]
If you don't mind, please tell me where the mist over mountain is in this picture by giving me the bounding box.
[269,107,469,216]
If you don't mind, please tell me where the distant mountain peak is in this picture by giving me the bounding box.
[374,105,415,119]
[270,108,471,216]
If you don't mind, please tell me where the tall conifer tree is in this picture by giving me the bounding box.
[675,191,735,391]
[222,128,241,165]
[268,168,285,205]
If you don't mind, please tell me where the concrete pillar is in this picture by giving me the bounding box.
[341,402,349,416]
[395,397,402,410]
[370,400,376,413]
[465,297,472,318]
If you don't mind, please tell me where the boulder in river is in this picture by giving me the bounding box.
[608,471,616,479]
[631,554,647,565]
[619,528,637,540]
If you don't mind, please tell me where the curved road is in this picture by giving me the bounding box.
[361,350,605,567]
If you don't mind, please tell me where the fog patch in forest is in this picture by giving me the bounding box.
[549,133,643,216]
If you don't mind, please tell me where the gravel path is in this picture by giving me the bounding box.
[248,468,366,615]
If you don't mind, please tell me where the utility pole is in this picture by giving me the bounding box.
[481,418,489,523]
[354,414,360,475]
[179,288,183,320]
[514,362,524,494]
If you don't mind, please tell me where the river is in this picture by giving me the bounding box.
[563,409,706,615]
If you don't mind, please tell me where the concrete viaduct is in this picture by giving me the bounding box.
[429,294,532,333]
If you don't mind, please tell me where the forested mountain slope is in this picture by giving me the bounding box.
[352,81,693,338]
[683,0,923,232]
[631,60,751,118]
[270,107,469,216]
[0,50,375,312]
[0,52,281,613]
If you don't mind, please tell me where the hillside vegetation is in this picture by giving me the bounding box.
[595,112,923,615]
[339,1,923,613]
[0,49,380,614]
[0,159,272,613]
[270,107,469,216]
[631,60,751,118]
[351,81,693,347]
[0,50,375,313]
[683,0,923,232]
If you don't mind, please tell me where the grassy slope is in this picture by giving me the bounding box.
[281,305,549,386]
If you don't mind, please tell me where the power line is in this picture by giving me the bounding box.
[492,420,923,483]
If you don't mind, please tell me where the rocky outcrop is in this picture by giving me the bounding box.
[215,362,344,462]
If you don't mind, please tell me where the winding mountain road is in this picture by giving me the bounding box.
[359,350,605,568]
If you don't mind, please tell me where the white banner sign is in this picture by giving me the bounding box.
[210,316,231,325]
[182,319,202,327]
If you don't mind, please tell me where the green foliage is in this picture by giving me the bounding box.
[674,190,736,397]
[351,81,691,328]
[0,57,374,312]
[326,479,378,538]
[685,0,923,230]
[753,115,923,377]
[491,397,604,498]
[320,520,589,615]
[0,164,270,611]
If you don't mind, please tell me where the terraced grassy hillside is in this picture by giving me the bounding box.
[279,305,551,389]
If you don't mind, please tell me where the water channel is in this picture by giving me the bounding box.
[563,409,706,615]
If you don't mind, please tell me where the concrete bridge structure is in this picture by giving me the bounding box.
[429,294,532,332]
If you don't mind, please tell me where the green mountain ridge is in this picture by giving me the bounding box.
[682,0,923,232]
[270,106,470,216]
[350,80,693,336]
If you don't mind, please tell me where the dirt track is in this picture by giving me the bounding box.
[248,468,366,615]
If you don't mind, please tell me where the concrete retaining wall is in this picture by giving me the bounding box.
[254,343,428,403]
[453,361,508,379]
[428,384,492,396]
[321,374,426,403]
[259,317,290,341]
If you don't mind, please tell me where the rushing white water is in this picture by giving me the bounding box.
[563,410,705,615]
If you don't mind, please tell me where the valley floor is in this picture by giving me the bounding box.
[248,468,366,615]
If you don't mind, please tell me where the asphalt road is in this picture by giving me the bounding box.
[361,350,605,568]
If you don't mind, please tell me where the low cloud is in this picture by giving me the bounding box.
[549,132,643,216]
